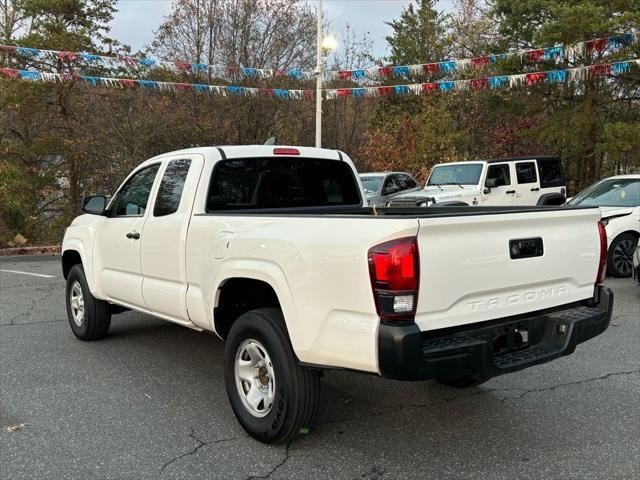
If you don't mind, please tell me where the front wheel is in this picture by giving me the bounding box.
[224,308,320,444]
[607,233,638,278]
[65,264,111,340]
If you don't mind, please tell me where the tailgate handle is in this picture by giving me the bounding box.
[509,237,543,259]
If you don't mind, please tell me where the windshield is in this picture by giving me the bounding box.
[427,164,483,186]
[568,178,640,207]
[360,176,383,194]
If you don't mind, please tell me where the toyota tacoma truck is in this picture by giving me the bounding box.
[62,145,613,444]
[387,156,567,207]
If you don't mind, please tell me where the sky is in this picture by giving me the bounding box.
[110,0,454,60]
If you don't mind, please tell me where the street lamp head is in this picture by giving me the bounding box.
[321,35,338,52]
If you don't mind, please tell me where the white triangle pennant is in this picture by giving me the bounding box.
[409,83,422,95]
[456,59,472,71]
[509,74,526,88]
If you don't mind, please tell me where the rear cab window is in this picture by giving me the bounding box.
[206,157,362,211]
[154,159,191,217]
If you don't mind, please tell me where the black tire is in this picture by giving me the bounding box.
[607,233,638,278]
[65,264,111,340]
[224,308,320,444]
[437,376,488,388]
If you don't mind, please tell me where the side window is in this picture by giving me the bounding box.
[110,164,160,217]
[537,158,565,188]
[515,162,538,184]
[154,159,192,217]
[486,164,511,186]
[397,175,417,190]
[383,175,400,194]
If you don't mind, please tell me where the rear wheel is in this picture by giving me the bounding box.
[224,308,320,444]
[437,376,488,388]
[65,264,111,340]
[607,233,638,278]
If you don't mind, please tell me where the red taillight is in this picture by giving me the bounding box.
[368,237,419,322]
[273,147,300,155]
[596,221,608,284]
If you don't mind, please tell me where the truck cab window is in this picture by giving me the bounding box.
[206,157,361,211]
[154,159,192,217]
[110,164,160,217]
[486,164,511,186]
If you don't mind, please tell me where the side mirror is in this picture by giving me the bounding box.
[82,195,107,215]
[485,178,499,189]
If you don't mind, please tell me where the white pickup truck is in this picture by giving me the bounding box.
[62,145,613,444]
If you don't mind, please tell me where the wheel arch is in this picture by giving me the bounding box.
[214,278,282,339]
[62,249,83,279]
[536,192,566,206]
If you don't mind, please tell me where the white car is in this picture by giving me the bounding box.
[387,156,567,207]
[567,174,640,277]
[62,145,612,443]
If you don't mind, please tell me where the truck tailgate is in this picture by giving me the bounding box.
[415,208,602,331]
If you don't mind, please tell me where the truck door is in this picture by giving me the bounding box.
[94,163,161,308]
[514,160,540,205]
[482,163,516,206]
[140,154,205,322]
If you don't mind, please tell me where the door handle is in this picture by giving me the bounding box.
[126,231,140,240]
[530,187,540,191]
[506,190,516,194]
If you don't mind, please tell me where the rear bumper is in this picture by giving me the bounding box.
[378,285,613,381]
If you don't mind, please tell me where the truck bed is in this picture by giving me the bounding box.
[197,205,590,217]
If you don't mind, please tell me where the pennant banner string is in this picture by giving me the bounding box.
[324,60,640,99]
[0,32,637,83]
[0,44,315,81]
[324,32,639,81]
[1,60,637,101]
[0,68,315,99]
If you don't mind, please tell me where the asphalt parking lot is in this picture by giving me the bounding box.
[1,255,638,480]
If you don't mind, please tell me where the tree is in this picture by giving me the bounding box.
[1,0,30,44]
[151,0,317,71]
[493,0,640,187]
[385,0,448,65]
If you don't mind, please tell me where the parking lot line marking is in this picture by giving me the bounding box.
[0,269,56,279]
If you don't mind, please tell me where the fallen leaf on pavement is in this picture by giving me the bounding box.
[6,423,29,432]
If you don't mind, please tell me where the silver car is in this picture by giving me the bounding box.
[359,172,420,207]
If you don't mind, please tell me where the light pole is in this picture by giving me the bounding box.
[314,0,336,148]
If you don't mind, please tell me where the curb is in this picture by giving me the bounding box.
[0,245,62,257]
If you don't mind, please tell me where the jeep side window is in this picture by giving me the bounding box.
[486,164,511,186]
[537,158,565,188]
[515,162,538,184]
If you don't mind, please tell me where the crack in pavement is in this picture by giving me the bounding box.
[246,441,293,480]
[5,288,57,325]
[2,318,65,327]
[501,369,639,403]
[160,427,208,473]
[159,428,247,474]
[317,369,639,427]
